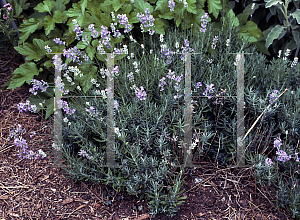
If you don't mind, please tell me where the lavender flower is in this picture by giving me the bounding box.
[273,137,283,150]
[3,3,12,9]
[196,82,202,88]
[137,8,155,35]
[211,35,218,49]
[168,0,175,11]
[53,38,66,46]
[117,14,133,33]
[17,100,37,113]
[63,46,83,65]
[2,3,12,20]
[203,84,215,99]
[78,149,93,160]
[295,153,299,162]
[265,158,273,167]
[78,149,88,157]
[88,24,99,38]
[276,150,292,162]
[269,90,279,105]
[200,13,209,33]
[14,136,28,148]
[73,21,83,40]
[135,86,147,100]
[291,57,298,68]
[45,45,52,53]
[29,79,48,95]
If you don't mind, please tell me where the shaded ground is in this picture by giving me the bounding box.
[0,40,293,219]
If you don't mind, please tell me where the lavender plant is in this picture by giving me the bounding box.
[0,2,19,48]
[7,124,47,160]
[12,6,300,218]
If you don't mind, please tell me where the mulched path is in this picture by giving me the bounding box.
[0,40,294,219]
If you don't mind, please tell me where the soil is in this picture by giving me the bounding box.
[0,40,294,219]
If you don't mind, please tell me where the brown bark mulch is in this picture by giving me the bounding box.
[0,40,294,219]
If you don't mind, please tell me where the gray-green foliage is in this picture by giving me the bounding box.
[58,17,300,217]
[60,79,187,217]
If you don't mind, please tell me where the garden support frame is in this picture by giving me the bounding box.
[49,51,252,169]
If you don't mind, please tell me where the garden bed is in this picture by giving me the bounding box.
[0,41,295,219]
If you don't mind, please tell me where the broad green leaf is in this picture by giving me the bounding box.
[133,0,153,15]
[278,28,287,40]
[91,39,99,48]
[44,15,56,36]
[174,7,185,28]
[119,4,132,14]
[195,0,206,9]
[18,18,44,44]
[291,8,300,24]
[80,0,88,14]
[265,0,284,8]
[154,18,165,35]
[26,10,48,20]
[76,41,88,49]
[66,3,81,17]
[66,3,85,26]
[236,12,250,26]
[10,0,29,18]
[127,11,140,26]
[34,0,55,13]
[43,59,54,68]
[112,0,127,12]
[53,0,70,12]
[45,97,55,119]
[186,0,197,14]
[158,12,174,20]
[82,8,106,32]
[99,13,114,31]
[86,46,96,61]
[65,58,73,66]
[53,10,68,23]
[207,0,222,19]
[265,25,286,48]
[251,40,271,56]
[7,62,40,90]
[43,11,68,36]
[99,0,114,13]
[238,21,264,43]
[226,9,239,28]
[14,39,47,61]
[282,38,298,55]
[155,0,168,12]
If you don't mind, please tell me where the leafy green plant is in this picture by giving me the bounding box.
[225,0,300,63]
[0,0,268,121]
[3,0,300,218]
[9,3,300,217]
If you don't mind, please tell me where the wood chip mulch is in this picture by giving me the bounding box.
[0,40,294,219]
